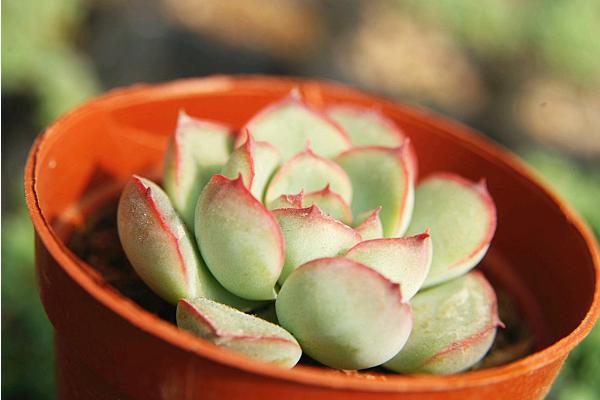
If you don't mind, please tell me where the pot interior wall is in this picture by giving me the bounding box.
[32,78,596,361]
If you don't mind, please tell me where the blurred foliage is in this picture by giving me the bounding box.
[400,0,600,86]
[532,0,600,87]
[524,151,600,239]
[524,150,600,400]
[3,0,100,398]
[2,0,99,122]
[400,0,525,57]
[2,187,56,399]
[552,324,600,400]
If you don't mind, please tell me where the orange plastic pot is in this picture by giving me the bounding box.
[25,76,600,399]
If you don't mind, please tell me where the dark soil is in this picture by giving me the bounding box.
[68,203,176,324]
[68,200,533,373]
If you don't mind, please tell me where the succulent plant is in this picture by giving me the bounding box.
[117,91,500,372]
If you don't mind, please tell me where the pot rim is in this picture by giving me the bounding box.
[25,75,600,393]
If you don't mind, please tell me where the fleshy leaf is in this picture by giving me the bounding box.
[326,105,405,147]
[303,184,353,225]
[265,146,353,205]
[163,111,234,229]
[251,141,281,201]
[384,272,501,374]
[117,176,258,310]
[346,232,432,301]
[222,131,280,201]
[276,257,412,370]
[196,257,264,312]
[354,207,383,240]
[267,191,304,210]
[195,175,284,300]
[240,93,351,159]
[405,139,419,183]
[336,145,414,237]
[406,173,497,288]
[221,131,254,187]
[326,105,418,181]
[118,176,200,303]
[177,298,301,368]
[345,232,432,301]
[272,205,361,284]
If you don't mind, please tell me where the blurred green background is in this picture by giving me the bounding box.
[2,0,599,398]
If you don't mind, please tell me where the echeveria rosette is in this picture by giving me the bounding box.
[115,93,502,373]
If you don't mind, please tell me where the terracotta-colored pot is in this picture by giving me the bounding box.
[25,76,600,399]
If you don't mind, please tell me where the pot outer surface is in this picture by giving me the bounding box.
[26,76,600,400]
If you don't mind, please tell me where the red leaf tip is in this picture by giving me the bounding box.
[357,207,382,224]
[413,230,431,241]
[178,299,219,335]
[233,173,246,187]
[308,183,333,196]
[273,191,305,209]
[496,317,506,329]
[208,174,232,185]
[131,175,152,198]
[303,138,316,155]
[241,128,255,145]
[392,138,412,160]
[209,173,247,189]
[306,203,324,217]
[393,281,404,302]
[240,131,256,155]
[287,191,305,207]
[474,178,490,194]
[131,174,145,185]
[289,87,303,100]
[177,109,191,125]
